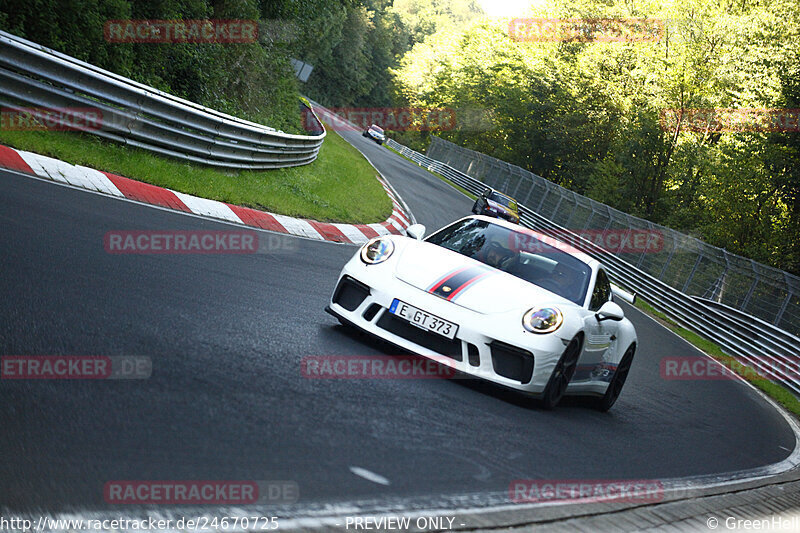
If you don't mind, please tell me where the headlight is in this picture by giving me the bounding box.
[360,237,394,264]
[522,307,563,334]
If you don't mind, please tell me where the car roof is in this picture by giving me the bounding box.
[465,215,598,268]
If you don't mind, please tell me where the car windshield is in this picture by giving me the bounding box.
[370,125,384,133]
[489,192,517,211]
[426,218,591,304]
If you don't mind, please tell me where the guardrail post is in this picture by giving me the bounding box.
[715,255,730,303]
[550,193,564,220]
[583,206,595,231]
[617,217,635,260]
[636,222,657,269]
[682,253,704,294]
[740,260,760,311]
[775,291,793,327]
[536,184,549,213]
[658,240,678,280]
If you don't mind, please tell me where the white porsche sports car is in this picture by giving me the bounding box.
[325,215,638,410]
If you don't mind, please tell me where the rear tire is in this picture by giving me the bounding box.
[594,344,635,412]
[540,338,581,409]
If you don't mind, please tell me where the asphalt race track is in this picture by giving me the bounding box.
[0,129,796,515]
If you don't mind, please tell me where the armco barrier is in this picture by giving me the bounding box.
[426,136,799,337]
[386,137,800,396]
[0,30,325,169]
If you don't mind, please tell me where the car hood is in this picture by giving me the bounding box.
[393,240,572,314]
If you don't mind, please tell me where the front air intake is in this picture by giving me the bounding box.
[332,276,370,311]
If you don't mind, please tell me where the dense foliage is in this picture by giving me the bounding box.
[393,0,800,275]
[0,0,300,131]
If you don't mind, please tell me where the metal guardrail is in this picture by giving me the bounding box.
[427,136,800,337]
[386,137,800,396]
[0,30,325,169]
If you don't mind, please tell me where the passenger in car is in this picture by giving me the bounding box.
[547,263,583,303]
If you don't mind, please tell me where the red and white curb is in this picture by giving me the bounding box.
[0,144,413,244]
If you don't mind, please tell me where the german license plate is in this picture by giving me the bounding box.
[389,299,458,340]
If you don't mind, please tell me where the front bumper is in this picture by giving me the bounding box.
[327,260,570,395]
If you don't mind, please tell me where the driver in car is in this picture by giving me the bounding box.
[480,239,516,270]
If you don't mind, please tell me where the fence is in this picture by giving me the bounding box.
[425,136,800,337]
[386,137,800,396]
[0,30,325,170]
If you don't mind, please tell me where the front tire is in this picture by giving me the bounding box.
[540,338,581,409]
[594,344,635,412]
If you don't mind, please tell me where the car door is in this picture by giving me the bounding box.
[578,268,620,382]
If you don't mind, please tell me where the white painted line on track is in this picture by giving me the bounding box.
[350,466,391,486]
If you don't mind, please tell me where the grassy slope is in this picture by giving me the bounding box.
[0,124,391,224]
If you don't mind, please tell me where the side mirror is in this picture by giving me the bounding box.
[482,188,491,198]
[406,223,426,240]
[596,301,624,322]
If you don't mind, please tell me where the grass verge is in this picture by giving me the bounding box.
[0,125,392,224]
[634,298,800,418]
[386,144,476,200]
